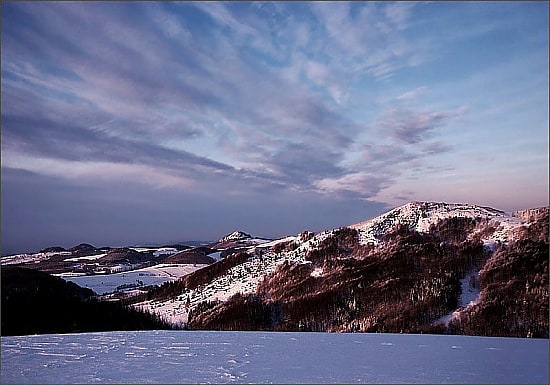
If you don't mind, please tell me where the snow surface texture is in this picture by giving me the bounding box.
[1,331,547,384]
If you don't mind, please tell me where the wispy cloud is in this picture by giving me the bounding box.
[2,2,548,252]
[0,1,513,200]
[379,107,459,144]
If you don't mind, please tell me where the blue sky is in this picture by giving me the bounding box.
[1,1,548,254]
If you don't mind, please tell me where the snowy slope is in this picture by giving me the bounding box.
[134,201,533,326]
[1,331,548,384]
[135,236,314,325]
[134,227,346,325]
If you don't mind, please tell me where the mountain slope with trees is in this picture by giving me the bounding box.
[137,202,548,338]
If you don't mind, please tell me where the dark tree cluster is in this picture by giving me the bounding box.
[1,267,174,336]
[450,238,549,338]
[187,293,283,331]
[99,248,153,265]
[447,210,549,338]
[428,217,479,243]
[306,227,363,264]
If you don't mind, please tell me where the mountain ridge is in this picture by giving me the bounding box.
[2,200,547,337]
[132,201,548,337]
[2,201,540,258]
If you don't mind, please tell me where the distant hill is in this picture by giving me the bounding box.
[163,248,216,264]
[208,230,272,251]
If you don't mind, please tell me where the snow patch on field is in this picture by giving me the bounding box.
[1,251,70,265]
[64,253,107,262]
[255,236,298,249]
[208,251,222,262]
[311,267,324,277]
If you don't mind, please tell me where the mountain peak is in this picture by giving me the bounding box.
[349,201,520,246]
[218,231,252,243]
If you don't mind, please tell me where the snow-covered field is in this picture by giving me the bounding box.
[1,331,547,384]
[56,264,208,295]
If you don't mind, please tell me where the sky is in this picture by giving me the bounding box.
[1,1,548,254]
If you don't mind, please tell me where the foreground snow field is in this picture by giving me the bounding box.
[1,331,547,384]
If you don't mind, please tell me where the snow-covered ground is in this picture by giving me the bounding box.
[209,251,222,262]
[135,246,306,324]
[1,331,547,384]
[56,264,208,295]
[128,247,179,257]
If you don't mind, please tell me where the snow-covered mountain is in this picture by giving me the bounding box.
[134,201,548,336]
[218,230,252,242]
[3,201,547,337]
[348,201,523,247]
[209,230,273,251]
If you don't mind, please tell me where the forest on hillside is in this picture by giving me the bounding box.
[186,215,548,338]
